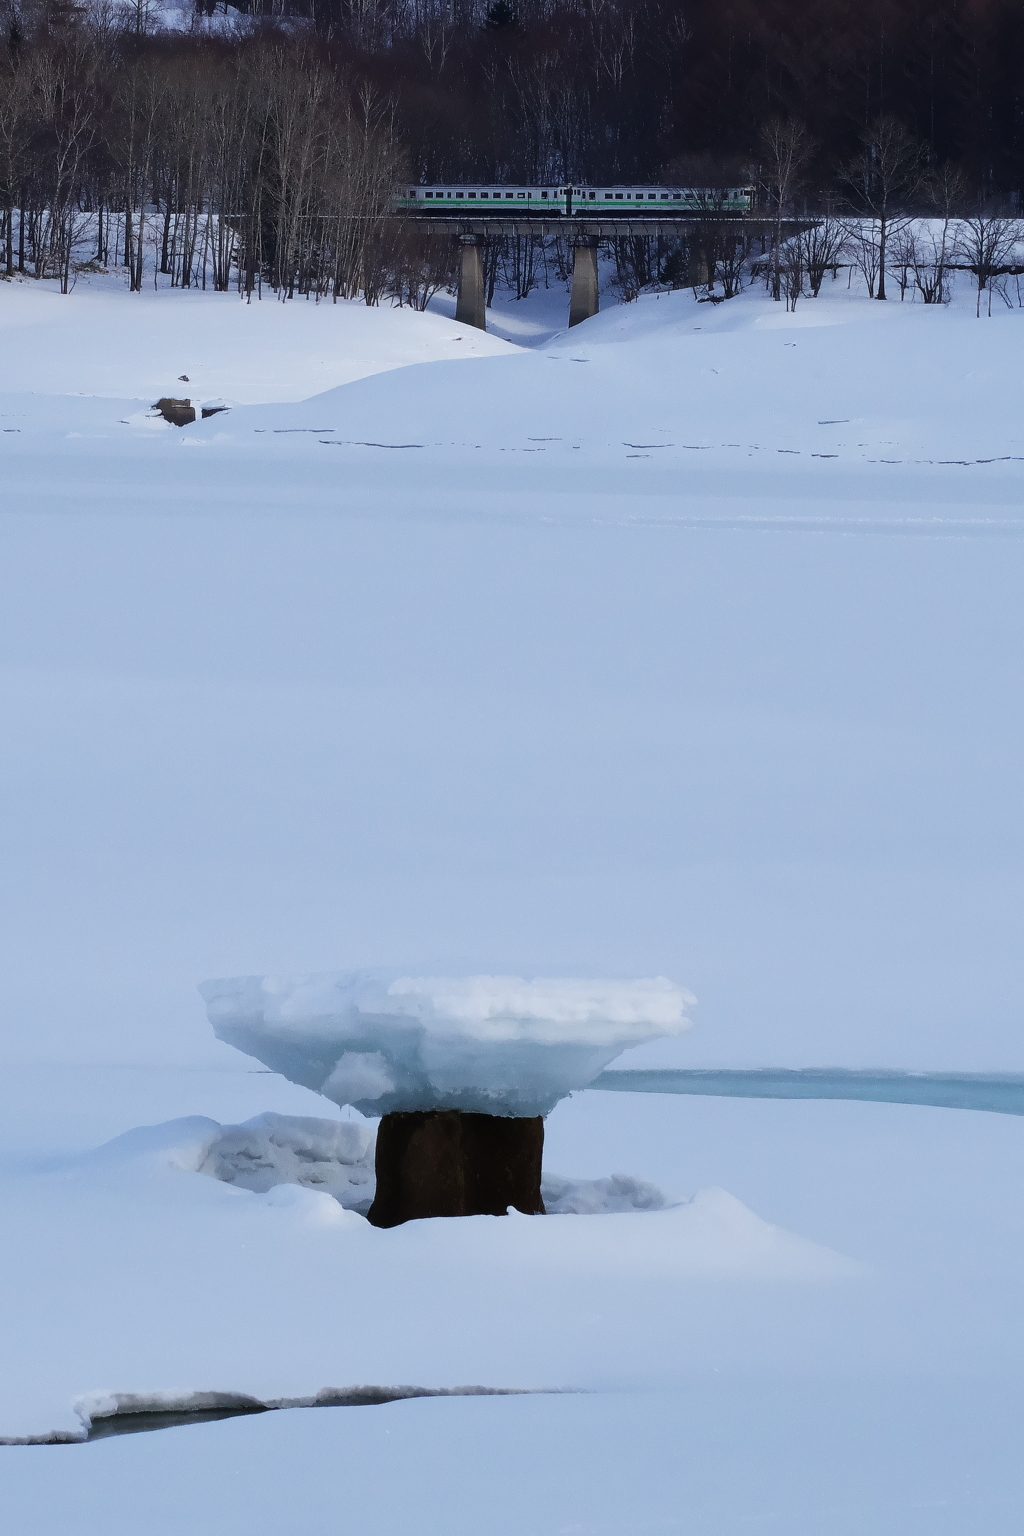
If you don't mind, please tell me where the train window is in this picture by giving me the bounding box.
[456,192,464,198]
[517,192,525,198]
[541,190,548,198]
[661,193,668,200]
[673,193,682,200]
[648,193,655,200]
[615,193,623,199]
[589,192,596,200]
[423,191,431,198]
[469,192,477,198]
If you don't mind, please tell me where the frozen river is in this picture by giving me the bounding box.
[594,1068,1024,1115]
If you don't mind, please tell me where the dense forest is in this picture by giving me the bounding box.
[1,0,1022,300]
[342,0,1024,193]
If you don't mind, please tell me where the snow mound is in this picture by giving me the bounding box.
[186,1113,674,1217]
[196,1112,376,1213]
[73,1112,679,1218]
[200,971,694,1117]
[541,1172,672,1215]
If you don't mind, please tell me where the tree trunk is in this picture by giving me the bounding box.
[367,1110,545,1229]
[161,200,172,274]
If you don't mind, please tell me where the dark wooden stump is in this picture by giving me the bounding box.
[367,1110,545,1228]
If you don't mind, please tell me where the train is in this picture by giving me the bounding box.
[393,184,754,215]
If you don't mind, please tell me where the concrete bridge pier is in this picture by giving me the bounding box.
[687,236,710,288]
[455,236,487,330]
[569,237,600,327]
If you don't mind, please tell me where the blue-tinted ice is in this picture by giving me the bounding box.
[200,971,694,1117]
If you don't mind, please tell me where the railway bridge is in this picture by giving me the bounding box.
[422,216,731,330]
[400,186,761,330]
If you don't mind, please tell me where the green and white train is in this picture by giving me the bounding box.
[394,184,754,214]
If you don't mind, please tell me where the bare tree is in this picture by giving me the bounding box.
[0,44,38,276]
[960,209,1021,316]
[844,216,880,298]
[902,166,967,304]
[34,40,102,292]
[501,230,539,300]
[799,210,847,296]
[760,206,847,300]
[887,224,916,298]
[611,230,654,301]
[843,116,926,300]
[777,233,804,310]
[758,117,813,302]
[113,59,165,292]
[387,225,456,309]
[912,223,959,304]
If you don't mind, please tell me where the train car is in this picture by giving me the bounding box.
[566,185,753,213]
[394,185,567,211]
[393,184,755,215]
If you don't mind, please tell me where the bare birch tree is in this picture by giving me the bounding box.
[758,117,813,302]
[960,210,1021,316]
[843,116,926,300]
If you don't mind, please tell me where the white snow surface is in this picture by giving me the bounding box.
[0,277,512,407]
[0,1088,852,1444]
[2,268,1024,1526]
[201,971,692,1113]
[3,271,1023,1074]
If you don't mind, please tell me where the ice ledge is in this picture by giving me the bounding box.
[2,1386,548,1446]
[199,971,695,1116]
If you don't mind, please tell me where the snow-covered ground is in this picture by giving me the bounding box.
[0,277,511,405]
[2,267,1023,1528]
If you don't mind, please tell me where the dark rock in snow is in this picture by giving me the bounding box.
[154,397,196,426]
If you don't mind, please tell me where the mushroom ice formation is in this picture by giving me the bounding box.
[199,971,695,1118]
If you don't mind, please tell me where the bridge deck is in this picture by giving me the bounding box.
[409,216,763,237]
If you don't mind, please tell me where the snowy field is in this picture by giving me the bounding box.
[2,266,1023,1530]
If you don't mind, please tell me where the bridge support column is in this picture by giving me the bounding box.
[569,237,599,327]
[687,236,709,289]
[455,236,486,330]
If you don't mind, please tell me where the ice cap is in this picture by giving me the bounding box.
[199,971,695,1117]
